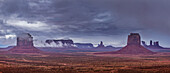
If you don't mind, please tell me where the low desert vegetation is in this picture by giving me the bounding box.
[0,53,169,73]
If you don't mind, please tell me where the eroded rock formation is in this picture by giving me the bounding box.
[142,40,164,49]
[115,33,154,54]
[9,33,41,53]
[96,41,105,49]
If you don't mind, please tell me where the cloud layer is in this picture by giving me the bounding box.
[0,0,170,47]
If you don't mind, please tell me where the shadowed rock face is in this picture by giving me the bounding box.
[115,33,154,54]
[96,41,105,49]
[142,40,164,49]
[9,33,41,53]
[74,43,94,49]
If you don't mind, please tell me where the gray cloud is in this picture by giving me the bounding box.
[0,0,170,47]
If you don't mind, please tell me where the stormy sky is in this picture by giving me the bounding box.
[0,0,170,47]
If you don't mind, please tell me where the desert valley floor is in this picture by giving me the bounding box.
[0,52,170,73]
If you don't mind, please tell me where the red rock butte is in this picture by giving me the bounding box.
[114,33,155,54]
[8,33,41,53]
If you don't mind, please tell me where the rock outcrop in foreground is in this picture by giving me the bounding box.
[9,33,41,53]
[115,33,154,54]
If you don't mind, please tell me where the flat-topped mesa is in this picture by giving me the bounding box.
[114,33,155,54]
[9,33,41,53]
[45,39,74,48]
[74,43,94,49]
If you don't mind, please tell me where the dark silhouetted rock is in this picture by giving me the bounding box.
[9,33,41,53]
[74,43,94,49]
[154,41,159,46]
[114,33,154,54]
[96,41,105,49]
[106,45,115,49]
[142,41,147,47]
[150,40,153,46]
[142,40,164,49]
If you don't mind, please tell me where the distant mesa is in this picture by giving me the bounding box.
[96,41,105,49]
[105,45,115,49]
[114,33,155,54]
[45,39,74,48]
[9,33,41,53]
[43,39,116,49]
[74,43,94,49]
[142,40,165,49]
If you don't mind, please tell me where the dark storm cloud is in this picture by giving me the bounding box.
[0,0,143,36]
[0,0,170,46]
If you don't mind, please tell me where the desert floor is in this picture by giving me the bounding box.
[0,52,170,73]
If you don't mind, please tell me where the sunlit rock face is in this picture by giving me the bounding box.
[9,33,41,53]
[115,33,154,54]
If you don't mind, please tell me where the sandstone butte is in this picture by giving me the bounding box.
[9,33,41,53]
